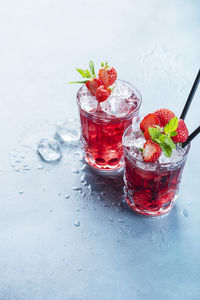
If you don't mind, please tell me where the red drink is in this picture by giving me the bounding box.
[77,80,142,172]
[123,126,190,216]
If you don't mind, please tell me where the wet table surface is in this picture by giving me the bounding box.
[0,0,200,299]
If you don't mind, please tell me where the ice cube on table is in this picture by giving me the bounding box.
[37,138,62,162]
[55,119,80,146]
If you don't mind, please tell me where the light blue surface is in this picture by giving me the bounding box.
[0,0,200,299]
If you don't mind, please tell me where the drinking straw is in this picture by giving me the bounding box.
[182,125,200,148]
[180,69,200,120]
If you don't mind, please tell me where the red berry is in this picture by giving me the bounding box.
[86,78,102,96]
[98,67,117,87]
[155,108,175,127]
[171,119,188,143]
[95,85,111,102]
[144,125,157,141]
[143,140,162,162]
[140,113,160,133]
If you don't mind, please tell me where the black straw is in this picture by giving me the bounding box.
[180,69,200,120]
[182,125,200,148]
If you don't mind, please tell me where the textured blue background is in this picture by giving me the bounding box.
[0,0,200,299]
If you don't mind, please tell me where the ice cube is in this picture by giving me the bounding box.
[55,119,80,146]
[37,138,62,162]
[112,80,133,99]
[159,145,186,164]
[123,130,145,148]
[101,96,130,117]
[79,85,98,112]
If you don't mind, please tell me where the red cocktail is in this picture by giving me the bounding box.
[123,109,190,216]
[77,80,142,172]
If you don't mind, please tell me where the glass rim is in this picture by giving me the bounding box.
[76,79,142,120]
[122,125,191,167]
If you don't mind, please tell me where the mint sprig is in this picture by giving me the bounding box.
[148,117,178,157]
[69,60,96,84]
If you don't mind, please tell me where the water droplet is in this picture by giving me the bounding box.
[58,193,62,196]
[65,195,70,199]
[118,218,125,223]
[108,217,114,222]
[73,169,80,174]
[36,164,44,170]
[82,192,86,198]
[18,190,24,195]
[81,164,87,172]
[72,186,82,191]
[76,209,80,212]
[92,207,96,210]
[37,138,62,162]
[77,268,82,272]
[74,221,80,227]
[182,209,189,218]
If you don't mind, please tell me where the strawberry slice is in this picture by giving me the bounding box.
[155,108,175,127]
[86,78,102,96]
[140,113,160,133]
[98,67,117,87]
[95,85,111,102]
[171,119,188,143]
[143,140,162,162]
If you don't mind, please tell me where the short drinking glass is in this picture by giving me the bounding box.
[123,125,190,216]
[77,80,142,173]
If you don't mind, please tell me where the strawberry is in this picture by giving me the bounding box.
[98,65,117,87]
[171,119,188,143]
[95,85,111,102]
[155,108,175,127]
[86,78,102,96]
[140,113,160,133]
[143,140,162,162]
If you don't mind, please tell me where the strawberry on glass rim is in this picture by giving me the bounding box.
[98,61,117,87]
[69,60,117,102]
[139,108,189,162]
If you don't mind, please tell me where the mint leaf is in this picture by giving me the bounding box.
[85,69,92,78]
[160,144,172,157]
[89,60,95,76]
[139,148,143,153]
[164,117,178,135]
[170,131,177,137]
[101,62,104,67]
[159,134,166,143]
[76,68,88,78]
[69,80,88,84]
[154,138,162,144]
[164,135,176,149]
[148,127,161,140]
